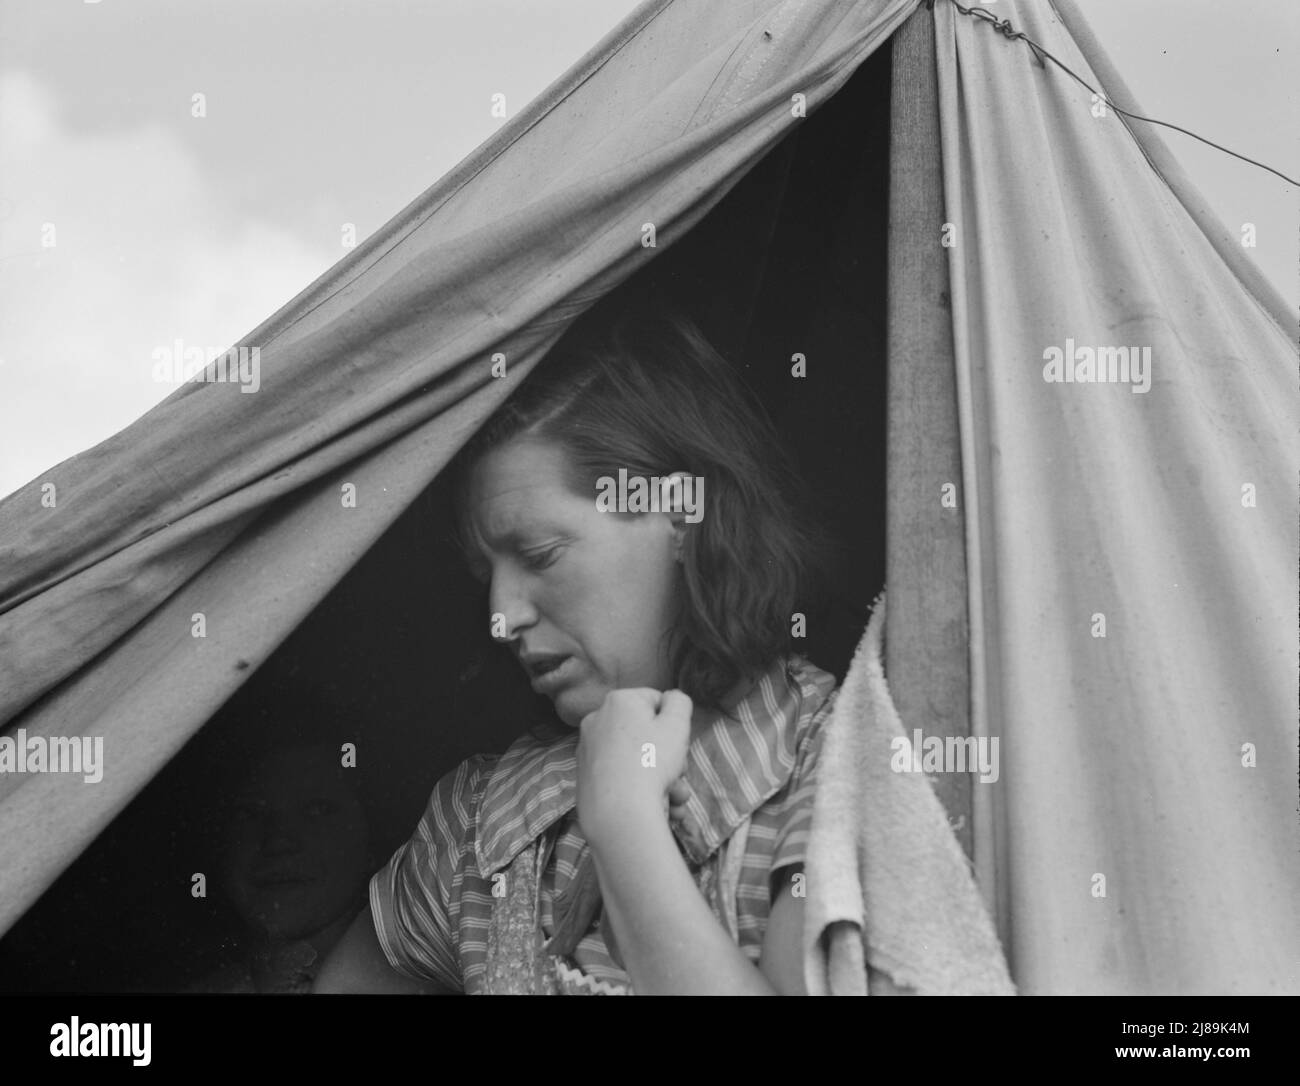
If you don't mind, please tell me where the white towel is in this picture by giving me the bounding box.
[803,591,1015,995]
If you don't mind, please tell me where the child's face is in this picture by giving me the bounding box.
[222,745,369,943]
[464,436,682,728]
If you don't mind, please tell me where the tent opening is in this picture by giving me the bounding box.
[0,40,894,992]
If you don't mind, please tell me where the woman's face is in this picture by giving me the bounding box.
[464,436,682,728]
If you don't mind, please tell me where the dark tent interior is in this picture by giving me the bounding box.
[0,43,893,992]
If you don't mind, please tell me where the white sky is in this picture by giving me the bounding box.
[0,0,1295,500]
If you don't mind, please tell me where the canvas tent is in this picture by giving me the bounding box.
[0,0,1296,995]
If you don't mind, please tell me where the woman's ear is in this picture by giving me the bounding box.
[670,516,688,562]
[658,472,699,562]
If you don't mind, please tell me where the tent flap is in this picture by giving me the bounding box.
[0,0,920,936]
[936,0,1299,993]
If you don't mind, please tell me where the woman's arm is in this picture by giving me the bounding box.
[578,688,805,995]
[313,904,453,994]
[590,807,805,994]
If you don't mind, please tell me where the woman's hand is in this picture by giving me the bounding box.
[575,687,691,847]
[573,685,795,994]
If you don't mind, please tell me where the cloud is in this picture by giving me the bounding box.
[0,70,336,499]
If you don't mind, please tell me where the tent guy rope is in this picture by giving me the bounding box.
[930,0,1300,186]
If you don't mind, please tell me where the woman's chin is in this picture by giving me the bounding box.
[551,684,603,729]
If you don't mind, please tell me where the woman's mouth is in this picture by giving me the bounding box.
[524,653,578,695]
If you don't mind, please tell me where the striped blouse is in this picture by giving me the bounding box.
[370,655,838,993]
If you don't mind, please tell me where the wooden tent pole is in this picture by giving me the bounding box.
[885,3,973,859]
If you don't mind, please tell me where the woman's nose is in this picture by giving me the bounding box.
[487,566,537,642]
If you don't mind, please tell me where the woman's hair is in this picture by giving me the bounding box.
[450,304,826,712]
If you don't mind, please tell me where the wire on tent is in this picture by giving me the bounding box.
[924,0,1298,187]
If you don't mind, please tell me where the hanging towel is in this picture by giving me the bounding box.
[803,591,1015,995]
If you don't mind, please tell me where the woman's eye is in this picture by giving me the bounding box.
[523,545,561,571]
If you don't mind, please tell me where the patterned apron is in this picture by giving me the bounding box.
[480,817,753,995]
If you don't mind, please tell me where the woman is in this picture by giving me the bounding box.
[316,307,839,995]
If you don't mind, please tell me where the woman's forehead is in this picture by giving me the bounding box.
[471,435,566,487]
[465,438,585,544]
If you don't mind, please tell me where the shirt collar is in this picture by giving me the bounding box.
[474,656,835,876]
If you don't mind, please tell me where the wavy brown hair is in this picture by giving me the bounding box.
[450,305,827,713]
